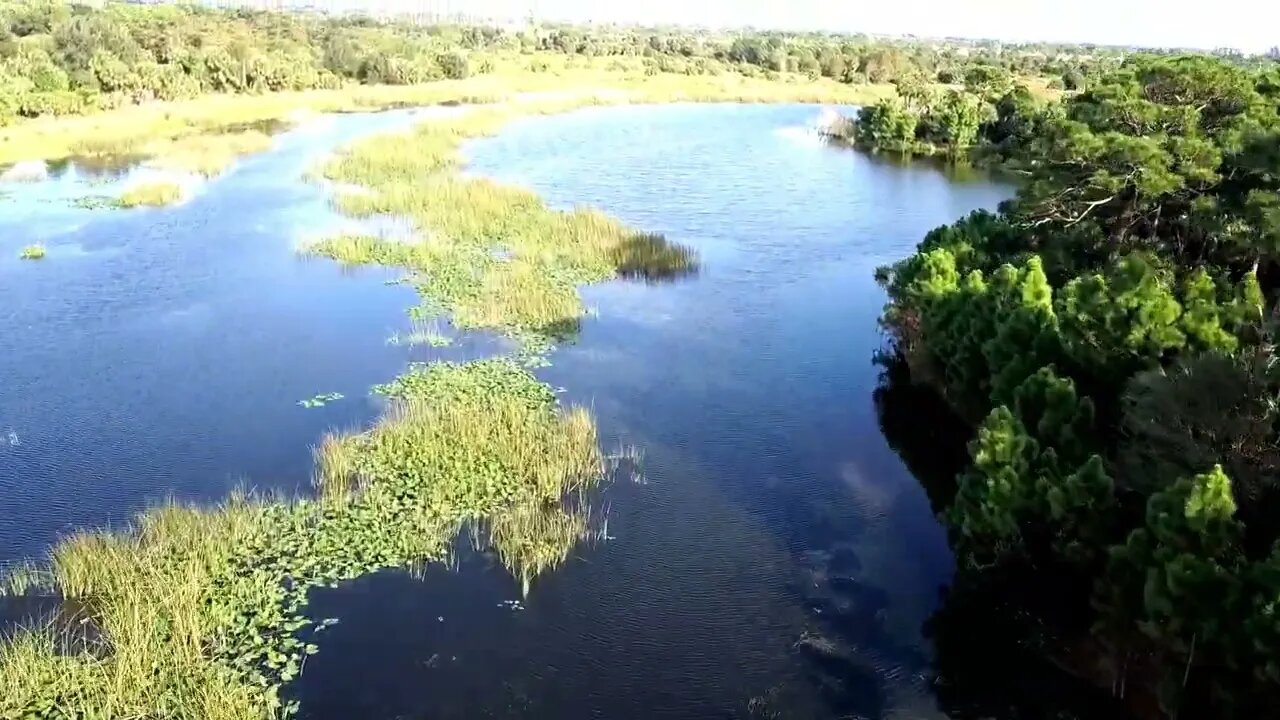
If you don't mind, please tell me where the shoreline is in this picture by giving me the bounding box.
[0,70,888,170]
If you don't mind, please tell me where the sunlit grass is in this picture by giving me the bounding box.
[0,65,879,168]
[69,128,277,179]
[314,109,700,340]
[152,131,275,177]
[118,182,184,208]
[0,495,277,720]
[387,318,452,348]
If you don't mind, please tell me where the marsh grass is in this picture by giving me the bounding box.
[118,181,184,208]
[70,128,276,179]
[0,66,877,169]
[152,131,275,177]
[611,232,701,283]
[2,361,603,718]
[19,244,46,260]
[387,318,452,348]
[314,108,701,342]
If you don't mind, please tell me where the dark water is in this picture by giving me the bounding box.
[0,103,1019,717]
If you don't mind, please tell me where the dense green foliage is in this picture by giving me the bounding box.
[879,54,1280,715]
[842,66,1062,158]
[0,1,1122,126]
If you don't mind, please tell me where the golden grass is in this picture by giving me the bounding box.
[118,182,184,208]
[0,496,274,720]
[312,103,708,340]
[0,65,885,168]
[152,131,276,177]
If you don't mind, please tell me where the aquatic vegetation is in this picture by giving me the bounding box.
[0,68,868,169]
[1,360,603,718]
[297,392,344,409]
[57,126,278,180]
[150,131,275,177]
[118,182,184,208]
[611,232,701,283]
[314,109,701,344]
[387,318,453,348]
[300,233,388,266]
[71,194,122,210]
[18,244,46,260]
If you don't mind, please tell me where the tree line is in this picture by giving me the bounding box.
[0,0,1125,126]
[877,54,1280,717]
[836,63,1057,159]
[843,49,1280,161]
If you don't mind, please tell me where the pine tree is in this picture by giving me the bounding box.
[1096,466,1246,692]
[949,406,1039,566]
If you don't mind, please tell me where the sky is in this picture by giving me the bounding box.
[297,0,1280,52]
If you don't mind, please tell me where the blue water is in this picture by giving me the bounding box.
[0,103,1016,718]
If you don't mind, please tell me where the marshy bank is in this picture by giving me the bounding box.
[1,101,1037,719]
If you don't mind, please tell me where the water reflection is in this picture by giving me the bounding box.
[872,352,1134,720]
[46,154,150,181]
[0,593,101,656]
[925,569,1132,720]
[610,232,701,284]
[482,491,607,598]
[871,352,972,516]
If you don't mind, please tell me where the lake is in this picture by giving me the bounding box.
[1,103,1017,718]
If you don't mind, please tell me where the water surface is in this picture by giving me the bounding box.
[1,103,1017,718]
[297,104,1014,719]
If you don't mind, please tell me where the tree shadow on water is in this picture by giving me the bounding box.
[871,351,1136,720]
[926,567,1133,720]
[871,351,973,516]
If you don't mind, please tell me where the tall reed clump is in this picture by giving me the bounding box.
[312,108,699,343]
[1,360,603,718]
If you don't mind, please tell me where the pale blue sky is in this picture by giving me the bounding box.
[337,0,1279,52]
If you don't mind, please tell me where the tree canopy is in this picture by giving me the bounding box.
[0,1,1130,125]
[878,53,1280,716]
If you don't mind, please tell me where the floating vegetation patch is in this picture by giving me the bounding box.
[1,360,604,718]
[18,244,46,260]
[311,108,701,347]
[153,131,276,178]
[610,232,701,284]
[118,181,184,208]
[71,194,122,210]
[297,392,344,409]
